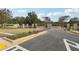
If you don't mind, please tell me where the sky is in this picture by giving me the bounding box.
[9,8,79,22]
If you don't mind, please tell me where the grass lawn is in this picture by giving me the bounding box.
[0,26,45,34]
[69,29,79,35]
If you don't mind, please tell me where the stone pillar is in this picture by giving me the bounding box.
[32,24,34,28]
[35,24,37,27]
[73,23,78,30]
[26,24,29,28]
[67,23,70,30]
[22,24,25,28]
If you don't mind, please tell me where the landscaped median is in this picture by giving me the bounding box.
[3,30,47,46]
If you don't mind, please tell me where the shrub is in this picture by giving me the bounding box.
[28,31,32,35]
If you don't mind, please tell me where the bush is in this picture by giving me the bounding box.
[28,31,32,35]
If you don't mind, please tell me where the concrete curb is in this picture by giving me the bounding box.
[12,31,47,45]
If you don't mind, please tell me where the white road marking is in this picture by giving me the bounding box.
[4,45,29,51]
[63,39,79,51]
[63,39,71,51]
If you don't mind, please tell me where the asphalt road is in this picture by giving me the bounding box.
[19,27,79,51]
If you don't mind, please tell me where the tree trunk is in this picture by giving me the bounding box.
[1,24,5,28]
[34,24,36,28]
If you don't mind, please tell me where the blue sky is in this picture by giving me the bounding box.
[9,8,79,22]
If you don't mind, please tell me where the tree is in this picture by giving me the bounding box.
[7,18,18,24]
[15,17,25,28]
[24,16,29,26]
[27,12,38,28]
[0,8,12,28]
[69,17,79,26]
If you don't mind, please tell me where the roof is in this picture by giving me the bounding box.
[63,17,71,22]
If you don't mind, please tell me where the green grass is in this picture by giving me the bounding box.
[6,30,42,40]
[69,30,79,35]
[7,33,28,40]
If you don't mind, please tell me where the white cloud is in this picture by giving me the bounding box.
[46,12,53,17]
[16,9,27,13]
[51,8,79,17]
[64,8,79,15]
[37,12,67,21]
[37,8,79,21]
[37,13,54,21]
[37,13,45,18]
[65,9,73,13]
[37,13,46,21]
[52,12,64,16]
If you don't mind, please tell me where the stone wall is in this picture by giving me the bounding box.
[5,24,19,28]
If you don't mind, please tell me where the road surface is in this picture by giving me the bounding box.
[19,27,79,51]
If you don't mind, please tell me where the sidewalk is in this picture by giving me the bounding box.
[0,38,13,50]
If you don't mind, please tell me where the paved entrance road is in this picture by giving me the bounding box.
[19,27,79,51]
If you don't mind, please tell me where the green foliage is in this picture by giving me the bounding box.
[0,9,43,28]
[69,17,79,24]
[27,12,38,23]
[15,17,25,24]
[7,30,41,40]
[0,8,12,27]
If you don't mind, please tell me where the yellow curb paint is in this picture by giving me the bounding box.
[13,31,47,45]
[0,44,7,50]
